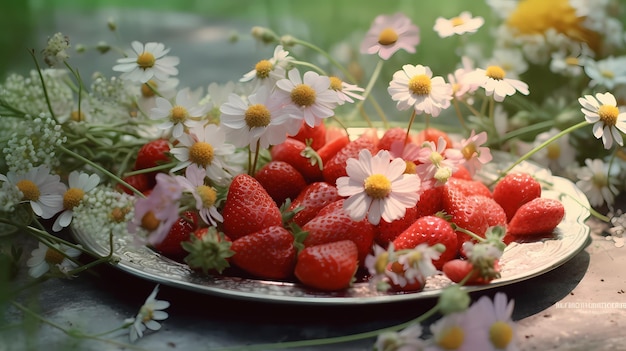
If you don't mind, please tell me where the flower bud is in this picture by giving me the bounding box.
[438,285,470,315]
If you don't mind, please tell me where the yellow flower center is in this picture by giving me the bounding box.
[374,251,389,274]
[170,105,189,123]
[140,305,154,323]
[329,76,343,91]
[141,80,158,98]
[136,52,156,69]
[378,27,399,46]
[435,167,452,183]
[437,326,464,349]
[506,0,600,51]
[404,161,417,174]
[451,17,465,27]
[189,142,215,167]
[197,185,217,208]
[601,69,615,79]
[63,188,85,210]
[290,84,317,107]
[141,211,160,231]
[16,180,40,201]
[489,321,514,349]
[486,65,506,80]
[44,247,65,265]
[245,104,271,128]
[598,105,619,127]
[429,151,443,166]
[110,207,129,223]
[461,143,477,160]
[364,174,392,199]
[255,60,273,79]
[565,57,579,66]
[70,110,86,122]
[408,74,432,95]
[546,142,561,160]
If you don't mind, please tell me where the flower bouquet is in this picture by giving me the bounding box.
[2,0,626,349]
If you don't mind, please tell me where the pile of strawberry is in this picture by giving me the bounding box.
[123,123,566,292]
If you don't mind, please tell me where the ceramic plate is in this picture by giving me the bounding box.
[71,153,591,305]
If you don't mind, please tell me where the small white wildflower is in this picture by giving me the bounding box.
[126,285,170,343]
[26,242,81,278]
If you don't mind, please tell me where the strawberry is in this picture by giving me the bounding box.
[469,195,508,228]
[492,172,542,221]
[506,198,565,236]
[292,120,327,151]
[230,225,298,280]
[377,127,410,151]
[182,226,234,274]
[415,128,453,149]
[116,172,153,195]
[414,185,444,218]
[386,261,425,292]
[392,215,458,269]
[374,206,419,246]
[302,199,375,264]
[134,139,171,170]
[445,177,492,198]
[317,134,351,165]
[322,132,378,185]
[153,211,199,258]
[255,161,307,206]
[294,239,358,291]
[271,138,323,183]
[287,182,341,227]
[442,185,489,253]
[451,165,472,180]
[443,258,497,285]
[221,174,283,240]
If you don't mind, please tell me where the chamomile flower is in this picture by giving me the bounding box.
[175,164,223,227]
[391,243,441,288]
[72,186,135,239]
[583,56,626,89]
[456,130,492,177]
[240,45,293,89]
[472,292,519,351]
[360,13,420,60]
[336,149,421,226]
[578,92,626,149]
[136,77,179,115]
[329,76,365,105]
[434,12,484,38]
[415,138,464,186]
[219,86,301,151]
[388,64,453,117]
[468,65,529,102]
[576,158,619,207]
[0,165,65,219]
[52,171,100,232]
[425,310,489,351]
[170,124,239,186]
[113,41,180,83]
[126,285,170,343]
[375,324,425,351]
[526,128,576,172]
[26,241,82,278]
[448,57,479,100]
[275,68,340,127]
[150,88,208,139]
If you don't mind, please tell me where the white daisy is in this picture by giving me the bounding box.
[434,12,484,38]
[468,65,529,102]
[471,292,519,351]
[456,130,493,177]
[240,45,293,89]
[375,324,425,351]
[584,56,626,89]
[576,158,619,207]
[360,13,420,60]
[0,165,65,219]
[336,149,421,226]
[578,92,626,149]
[486,48,528,78]
[175,164,223,227]
[169,124,239,186]
[329,76,365,105]
[136,77,179,115]
[52,171,100,232]
[526,128,576,172]
[425,310,490,351]
[150,88,209,139]
[126,285,170,343]
[26,242,82,278]
[275,68,340,127]
[393,243,441,287]
[448,56,479,100]
[113,41,180,83]
[388,64,453,117]
[219,86,301,151]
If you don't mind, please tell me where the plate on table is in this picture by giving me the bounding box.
[71,154,591,305]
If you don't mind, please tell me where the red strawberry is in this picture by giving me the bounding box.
[443,258,497,285]
[134,139,171,170]
[255,161,307,206]
[415,128,453,149]
[375,206,419,246]
[287,182,341,227]
[153,211,199,258]
[317,134,351,165]
[507,198,565,236]
[271,138,323,182]
[451,165,472,180]
[182,226,234,274]
[292,120,327,150]
[471,195,507,228]
[322,132,378,185]
[302,199,375,264]
[392,215,458,269]
[442,186,489,253]
[294,239,358,291]
[414,185,444,218]
[386,261,425,292]
[445,177,492,198]
[231,225,298,280]
[492,172,542,221]
[117,173,153,195]
[221,174,282,240]
[378,127,410,151]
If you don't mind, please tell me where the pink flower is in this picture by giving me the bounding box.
[455,130,492,176]
[360,13,420,60]
[415,138,463,186]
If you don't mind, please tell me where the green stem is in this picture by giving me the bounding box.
[291,38,356,83]
[291,60,327,75]
[498,120,554,143]
[346,60,384,127]
[405,110,417,144]
[28,49,58,123]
